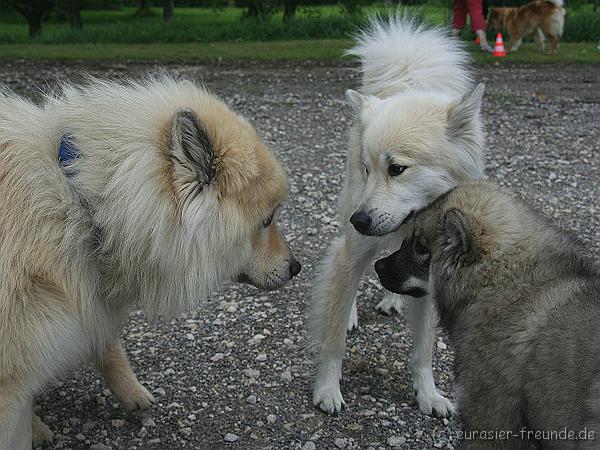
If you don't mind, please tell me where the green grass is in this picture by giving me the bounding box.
[0,6,446,44]
[0,41,598,63]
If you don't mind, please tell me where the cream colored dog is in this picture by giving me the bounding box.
[310,16,485,418]
[0,77,300,449]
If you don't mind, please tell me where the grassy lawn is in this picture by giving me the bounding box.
[0,41,598,63]
[0,5,597,63]
[0,6,447,45]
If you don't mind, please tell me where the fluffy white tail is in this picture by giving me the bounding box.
[346,15,473,98]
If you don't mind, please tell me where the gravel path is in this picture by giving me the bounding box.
[1,60,599,450]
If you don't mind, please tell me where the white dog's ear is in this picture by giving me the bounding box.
[170,108,215,186]
[447,83,485,145]
[345,89,371,119]
[441,208,484,270]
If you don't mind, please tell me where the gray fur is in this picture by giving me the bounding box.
[375,181,600,449]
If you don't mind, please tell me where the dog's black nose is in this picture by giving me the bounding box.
[350,211,372,234]
[289,259,302,277]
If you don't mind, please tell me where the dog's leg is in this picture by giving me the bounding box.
[311,234,376,414]
[97,340,155,411]
[31,411,53,447]
[534,28,545,52]
[407,295,455,418]
[508,37,522,51]
[0,387,32,450]
[548,34,559,54]
[375,291,405,316]
[347,300,358,332]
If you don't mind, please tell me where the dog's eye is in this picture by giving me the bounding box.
[388,164,407,177]
[414,240,429,256]
[262,214,274,228]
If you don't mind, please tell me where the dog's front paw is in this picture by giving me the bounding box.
[375,294,404,316]
[32,413,54,447]
[416,389,455,418]
[112,381,156,411]
[313,383,346,415]
[347,302,358,332]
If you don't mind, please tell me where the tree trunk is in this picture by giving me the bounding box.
[283,0,297,21]
[11,2,54,38]
[163,0,174,22]
[247,3,258,17]
[68,7,83,29]
[136,0,151,16]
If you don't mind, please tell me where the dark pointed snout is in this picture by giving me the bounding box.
[350,210,372,235]
[289,258,302,278]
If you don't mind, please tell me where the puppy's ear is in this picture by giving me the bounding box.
[447,83,485,147]
[170,108,215,186]
[345,89,375,120]
[440,208,483,273]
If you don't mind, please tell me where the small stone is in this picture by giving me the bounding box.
[246,394,257,404]
[211,353,225,362]
[436,341,447,350]
[266,414,277,424]
[111,419,125,428]
[154,387,166,396]
[147,438,161,445]
[180,427,192,436]
[224,432,239,443]
[387,436,407,447]
[142,417,156,428]
[334,437,348,448]
[255,353,267,362]
[243,368,260,379]
[164,368,175,375]
[280,369,292,382]
[75,434,85,441]
[89,445,112,450]
[302,441,316,450]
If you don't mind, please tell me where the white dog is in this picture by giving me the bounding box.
[0,77,300,449]
[310,16,485,417]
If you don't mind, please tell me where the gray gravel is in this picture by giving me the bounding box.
[1,60,599,450]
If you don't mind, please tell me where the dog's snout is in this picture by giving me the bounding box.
[350,211,372,234]
[289,259,302,277]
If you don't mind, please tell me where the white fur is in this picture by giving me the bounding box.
[0,77,295,448]
[310,16,484,418]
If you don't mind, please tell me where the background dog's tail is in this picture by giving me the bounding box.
[546,0,564,7]
[346,14,472,98]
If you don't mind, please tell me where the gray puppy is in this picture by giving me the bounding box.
[375,181,600,450]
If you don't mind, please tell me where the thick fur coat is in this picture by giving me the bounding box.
[376,181,600,449]
[309,16,485,418]
[0,77,299,449]
[487,0,565,54]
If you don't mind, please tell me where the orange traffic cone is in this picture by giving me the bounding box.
[492,33,507,57]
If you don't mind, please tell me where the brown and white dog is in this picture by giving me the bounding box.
[0,77,300,449]
[487,0,565,54]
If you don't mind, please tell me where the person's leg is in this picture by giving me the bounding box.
[467,0,490,49]
[453,0,468,35]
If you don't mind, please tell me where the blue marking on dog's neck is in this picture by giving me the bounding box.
[59,134,79,176]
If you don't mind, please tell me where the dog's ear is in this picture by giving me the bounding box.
[345,89,377,120]
[440,208,484,273]
[447,83,485,146]
[170,108,215,186]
